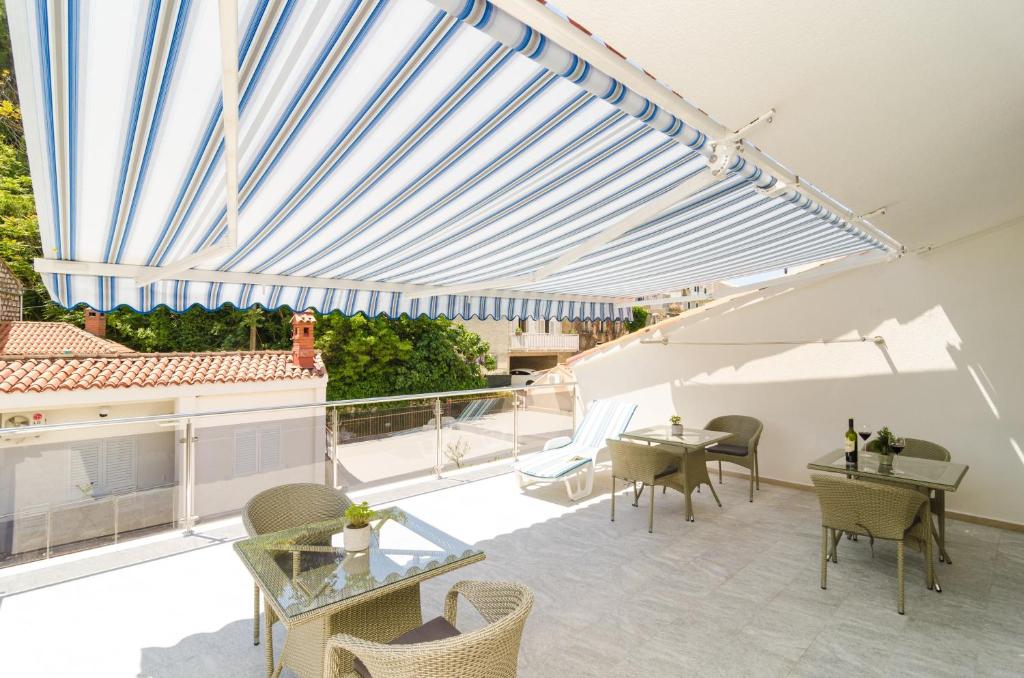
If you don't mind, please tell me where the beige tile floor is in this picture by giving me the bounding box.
[1,466,1022,677]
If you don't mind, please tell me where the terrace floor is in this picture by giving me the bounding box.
[1,463,1022,677]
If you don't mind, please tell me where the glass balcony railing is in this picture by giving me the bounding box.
[0,382,577,569]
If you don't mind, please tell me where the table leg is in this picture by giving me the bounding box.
[705,481,722,509]
[936,490,951,564]
[281,584,423,678]
[264,600,277,678]
[632,481,645,507]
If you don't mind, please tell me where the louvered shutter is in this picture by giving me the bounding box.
[103,438,137,494]
[234,430,259,477]
[259,427,282,471]
[69,441,101,497]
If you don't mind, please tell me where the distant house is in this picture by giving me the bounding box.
[0,312,327,563]
[459,318,626,379]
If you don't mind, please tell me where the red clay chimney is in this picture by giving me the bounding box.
[84,308,106,337]
[290,310,317,369]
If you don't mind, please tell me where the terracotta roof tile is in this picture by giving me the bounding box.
[0,351,325,394]
[0,321,132,356]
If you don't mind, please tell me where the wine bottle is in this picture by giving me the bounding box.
[845,418,858,466]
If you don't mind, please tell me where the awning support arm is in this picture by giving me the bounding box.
[34,259,632,306]
[407,169,724,300]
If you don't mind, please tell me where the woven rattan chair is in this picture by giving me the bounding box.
[243,483,352,665]
[608,439,720,531]
[704,415,764,502]
[327,580,534,678]
[890,437,953,564]
[811,474,937,614]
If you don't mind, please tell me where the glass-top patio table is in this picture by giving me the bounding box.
[808,449,969,565]
[619,427,734,519]
[234,507,484,678]
[621,426,733,449]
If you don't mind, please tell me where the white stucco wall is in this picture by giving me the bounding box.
[572,221,1024,525]
[0,377,327,557]
[458,319,512,374]
[189,387,327,520]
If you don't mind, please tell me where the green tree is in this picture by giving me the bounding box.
[316,314,495,400]
[625,306,649,332]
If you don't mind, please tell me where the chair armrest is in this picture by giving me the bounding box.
[543,436,573,451]
[326,633,389,678]
[443,580,524,625]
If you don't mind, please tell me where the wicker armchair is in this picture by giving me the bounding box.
[608,439,720,531]
[704,415,764,502]
[327,580,534,678]
[243,484,352,664]
[893,437,953,564]
[810,474,937,614]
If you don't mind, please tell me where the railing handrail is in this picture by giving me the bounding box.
[0,382,578,437]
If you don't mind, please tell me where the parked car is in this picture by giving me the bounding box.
[510,368,539,386]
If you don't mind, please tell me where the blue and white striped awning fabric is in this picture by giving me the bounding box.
[10,0,886,322]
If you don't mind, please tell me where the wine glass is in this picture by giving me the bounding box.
[890,436,906,455]
[858,423,872,444]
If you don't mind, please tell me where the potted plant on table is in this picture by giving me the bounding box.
[669,415,684,436]
[866,426,896,470]
[343,502,377,552]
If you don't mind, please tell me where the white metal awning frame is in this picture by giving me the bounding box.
[11,0,901,320]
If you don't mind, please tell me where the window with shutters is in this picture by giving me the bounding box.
[233,430,259,477]
[259,427,282,472]
[69,441,101,498]
[68,438,137,498]
[234,424,283,477]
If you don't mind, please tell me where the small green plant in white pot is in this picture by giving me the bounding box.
[343,502,376,552]
[670,415,684,436]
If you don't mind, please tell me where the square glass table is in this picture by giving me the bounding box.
[807,449,969,564]
[620,427,734,520]
[807,449,968,492]
[621,426,733,449]
[235,507,484,678]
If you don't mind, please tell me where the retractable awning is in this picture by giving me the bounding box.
[8,0,888,321]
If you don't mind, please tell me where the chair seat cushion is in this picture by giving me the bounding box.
[655,464,679,479]
[708,443,749,457]
[517,445,597,479]
[352,616,461,678]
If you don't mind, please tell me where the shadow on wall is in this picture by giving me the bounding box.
[573,223,1024,524]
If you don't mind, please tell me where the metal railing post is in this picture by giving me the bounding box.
[183,420,196,535]
[45,510,52,559]
[330,406,340,488]
[113,496,120,545]
[512,390,520,461]
[434,397,443,478]
[571,383,578,433]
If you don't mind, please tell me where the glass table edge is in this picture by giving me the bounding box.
[235,543,486,625]
[233,510,485,623]
[620,427,734,447]
[806,450,969,491]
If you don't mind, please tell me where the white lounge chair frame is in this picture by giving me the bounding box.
[516,400,637,501]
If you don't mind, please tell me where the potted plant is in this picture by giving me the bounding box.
[343,502,376,552]
[866,426,895,470]
[669,415,684,436]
